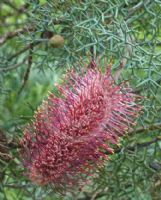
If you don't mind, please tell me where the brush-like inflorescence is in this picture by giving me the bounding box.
[20,62,141,190]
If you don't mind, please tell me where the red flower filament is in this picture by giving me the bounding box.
[20,64,141,189]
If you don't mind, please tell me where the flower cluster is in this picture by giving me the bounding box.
[20,63,141,189]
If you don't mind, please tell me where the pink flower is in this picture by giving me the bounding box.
[20,62,141,189]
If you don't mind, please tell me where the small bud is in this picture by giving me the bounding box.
[49,35,64,48]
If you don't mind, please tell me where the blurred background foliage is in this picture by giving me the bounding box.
[0,0,161,199]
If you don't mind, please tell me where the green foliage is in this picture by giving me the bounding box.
[0,0,161,199]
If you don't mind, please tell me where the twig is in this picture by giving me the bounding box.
[8,42,40,61]
[129,122,161,134]
[134,137,161,149]
[3,184,30,189]
[126,0,151,19]
[114,135,161,154]
[0,22,27,27]
[135,78,161,93]
[0,18,69,46]
[18,43,33,94]
[106,122,161,155]
[8,45,32,61]
[0,58,27,72]
[0,26,34,45]
[113,122,161,153]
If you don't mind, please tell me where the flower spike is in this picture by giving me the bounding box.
[20,61,142,190]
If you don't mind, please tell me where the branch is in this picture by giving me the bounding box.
[1,42,39,72]
[0,18,69,46]
[116,136,161,153]
[18,43,34,94]
[135,78,161,93]
[126,0,151,19]
[8,41,40,61]
[3,184,29,189]
[0,58,27,72]
[0,22,26,28]
[112,122,161,153]
[128,122,161,136]
[0,26,34,45]
[101,122,161,156]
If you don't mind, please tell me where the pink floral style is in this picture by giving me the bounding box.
[20,62,141,189]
